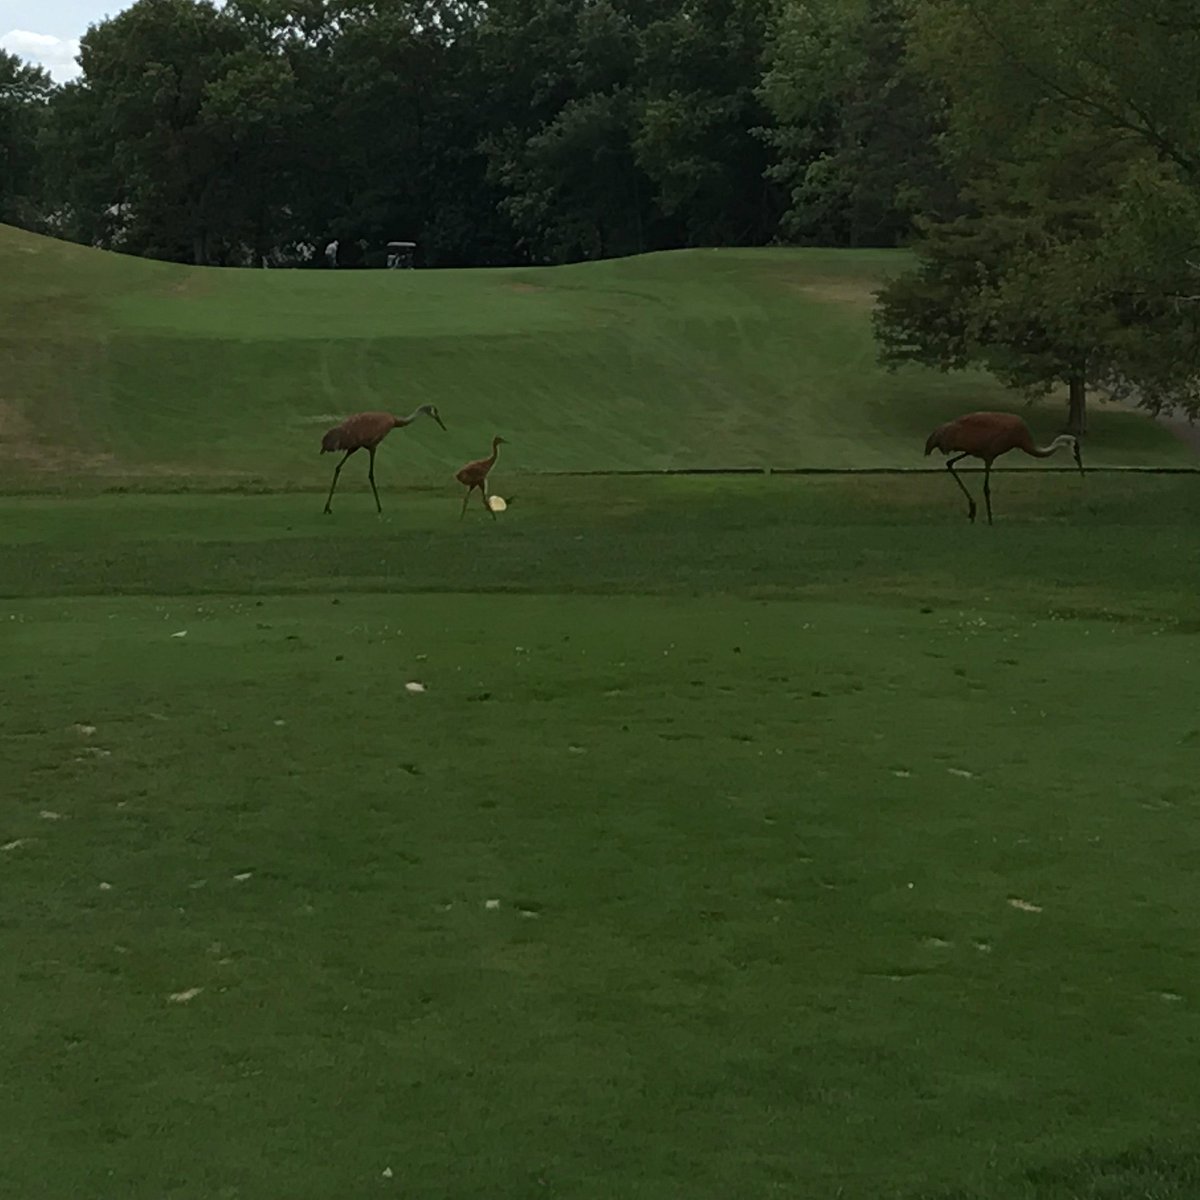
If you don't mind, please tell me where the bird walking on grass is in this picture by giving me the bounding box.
[320,406,446,514]
[924,411,1084,525]
[455,436,506,519]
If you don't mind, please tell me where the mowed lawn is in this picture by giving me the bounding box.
[1,223,1192,486]
[4,474,1200,1199]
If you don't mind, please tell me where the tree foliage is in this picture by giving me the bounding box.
[0,51,52,228]
[0,0,947,267]
[874,0,1200,423]
[758,0,950,246]
[477,0,652,262]
[635,0,781,246]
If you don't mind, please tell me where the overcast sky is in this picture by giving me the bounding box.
[1,0,132,81]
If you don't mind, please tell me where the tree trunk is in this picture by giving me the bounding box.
[1066,374,1087,436]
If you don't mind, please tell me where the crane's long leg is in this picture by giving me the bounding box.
[481,479,495,520]
[324,449,356,514]
[945,454,977,523]
[460,486,472,519]
[367,446,382,515]
[982,461,994,526]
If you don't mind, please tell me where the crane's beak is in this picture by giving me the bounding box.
[434,413,447,431]
[1074,442,1085,476]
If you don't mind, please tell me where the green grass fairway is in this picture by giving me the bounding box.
[4,227,1198,1195]
[1,223,1193,488]
[5,475,1200,1199]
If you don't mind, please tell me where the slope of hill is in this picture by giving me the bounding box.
[0,224,1188,488]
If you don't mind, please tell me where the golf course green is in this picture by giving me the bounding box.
[3,225,1198,1199]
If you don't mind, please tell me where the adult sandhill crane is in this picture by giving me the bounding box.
[320,405,446,514]
[924,411,1084,525]
[455,436,506,519]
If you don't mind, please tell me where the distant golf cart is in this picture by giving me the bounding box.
[386,241,416,269]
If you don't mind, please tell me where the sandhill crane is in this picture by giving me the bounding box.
[924,411,1084,524]
[320,406,446,514]
[455,437,506,519]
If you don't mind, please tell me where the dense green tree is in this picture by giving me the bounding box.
[48,0,513,266]
[476,0,654,262]
[39,79,123,249]
[476,0,782,260]
[0,51,53,229]
[317,0,512,266]
[874,0,1200,425]
[635,0,782,246]
[62,0,269,263]
[874,147,1195,433]
[24,0,800,264]
[758,0,950,247]
[910,0,1200,186]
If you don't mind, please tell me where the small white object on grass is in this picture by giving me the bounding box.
[487,495,507,513]
[484,898,500,910]
[168,987,203,1003]
[171,630,188,638]
[405,681,425,694]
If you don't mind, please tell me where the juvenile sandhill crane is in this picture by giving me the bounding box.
[320,406,446,514]
[924,411,1084,524]
[455,436,507,519]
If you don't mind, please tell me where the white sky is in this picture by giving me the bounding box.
[1,0,132,81]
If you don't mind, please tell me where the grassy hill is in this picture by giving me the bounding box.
[5,221,1200,1198]
[0,224,1190,488]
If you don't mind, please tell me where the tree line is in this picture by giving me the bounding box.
[2,0,1198,422]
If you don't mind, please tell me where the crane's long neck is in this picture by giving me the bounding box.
[394,408,424,428]
[488,441,501,466]
[1028,440,1066,459]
